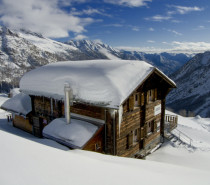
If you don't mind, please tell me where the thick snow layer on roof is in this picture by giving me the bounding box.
[43,118,98,148]
[20,60,175,108]
[1,93,32,115]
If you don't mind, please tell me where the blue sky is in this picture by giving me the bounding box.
[0,0,210,53]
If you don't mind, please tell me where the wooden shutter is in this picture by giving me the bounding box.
[129,131,133,148]
[138,93,141,105]
[154,121,157,132]
[129,95,134,111]
[144,123,147,137]
[141,93,144,106]
[147,91,149,103]
[155,88,157,101]
[140,127,144,140]
[137,128,140,141]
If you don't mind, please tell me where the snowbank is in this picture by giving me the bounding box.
[1,92,32,115]
[0,129,210,185]
[43,118,98,148]
[20,60,175,108]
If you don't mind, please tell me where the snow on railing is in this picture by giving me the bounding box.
[171,128,193,147]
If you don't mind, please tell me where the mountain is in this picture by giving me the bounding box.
[116,50,192,75]
[65,40,120,59]
[65,40,192,75]
[0,26,192,92]
[167,51,210,118]
[0,26,98,90]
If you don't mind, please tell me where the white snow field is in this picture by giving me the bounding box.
[0,95,210,185]
[147,110,210,171]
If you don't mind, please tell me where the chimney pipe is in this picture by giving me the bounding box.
[64,83,72,124]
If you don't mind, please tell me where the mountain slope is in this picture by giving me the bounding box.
[65,40,120,59]
[167,51,210,117]
[0,27,95,89]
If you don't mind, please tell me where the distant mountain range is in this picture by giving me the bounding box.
[65,40,192,75]
[0,26,192,90]
[167,51,210,118]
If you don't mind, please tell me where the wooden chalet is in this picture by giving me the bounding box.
[1,60,176,157]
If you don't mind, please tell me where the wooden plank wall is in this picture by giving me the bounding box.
[116,108,141,156]
[83,126,104,153]
[13,115,33,133]
[69,103,105,120]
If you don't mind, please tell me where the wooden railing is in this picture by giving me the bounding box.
[165,114,178,131]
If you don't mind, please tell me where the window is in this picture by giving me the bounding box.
[147,89,157,103]
[126,132,133,149]
[147,120,154,136]
[148,89,154,102]
[95,143,101,151]
[133,129,138,144]
[157,121,160,132]
[126,99,130,112]
[126,135,130,149]
[134,93,139,107]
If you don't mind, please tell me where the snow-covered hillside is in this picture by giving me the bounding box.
[0,95,210,185]
[167,51,210,117]
[0,26,87,89]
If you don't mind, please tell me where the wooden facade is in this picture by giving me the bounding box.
[22,69,174,157]
[13,115,33,133]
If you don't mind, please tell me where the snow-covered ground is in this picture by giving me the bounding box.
[147,110,210,171]
[0,94,210,185]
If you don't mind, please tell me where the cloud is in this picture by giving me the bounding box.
[82,8,104,15]
[171,5,204,15]
[194,25,206,30]
[104,24,140,31]
[0,0,94,38]
[149,27,154,31]
[116,41,210,54]
[71,7,111,17]
[147,40,155,43]
[104,0,152,7]
[131,26,140,31]
[74,34,88,40]
[146,5,203,23]
[104,24,123,27]
[93,39,103,44]
[171,41,210,52]
[167,29,182,36]
[145,15,171,22]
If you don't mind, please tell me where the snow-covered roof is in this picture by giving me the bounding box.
[1,92,32,115]
[43,118,99,149]
[20,60,176,108]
